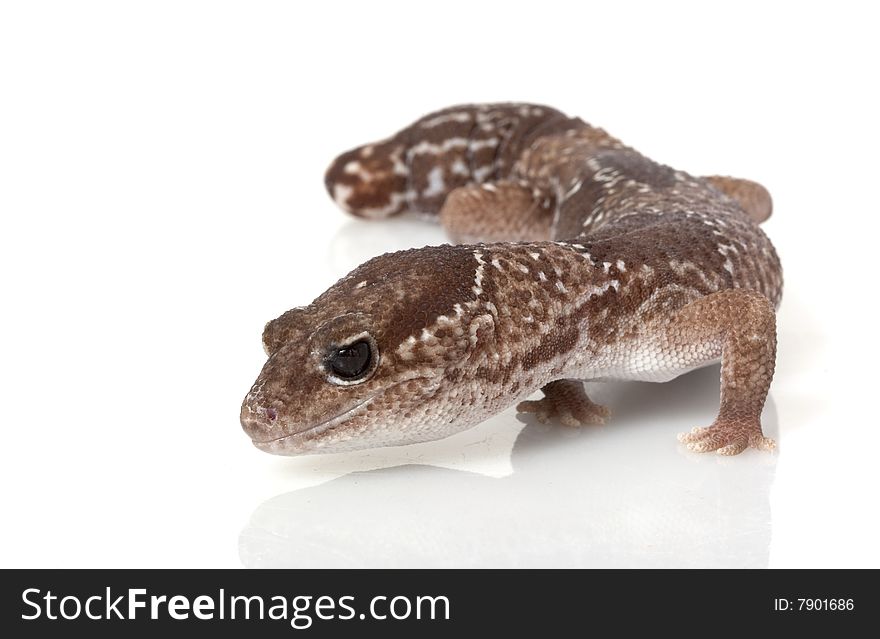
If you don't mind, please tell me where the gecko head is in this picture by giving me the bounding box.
[324,138,409,219]
[240,245,490,455]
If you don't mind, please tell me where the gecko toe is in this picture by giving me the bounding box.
[677,426,710,443]
[749,434,777,451]
[716,440,748,456]
[517,400,555,424]
[559,413,582,427]
[517,391,608,427]
[680,418,773,455]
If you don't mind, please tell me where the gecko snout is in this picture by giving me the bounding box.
[239,401,284,444]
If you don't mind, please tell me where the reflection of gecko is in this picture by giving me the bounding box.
[241,103,782,456]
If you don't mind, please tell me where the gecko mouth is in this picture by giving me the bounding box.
[250,376,434,455]
[251,395,375,451]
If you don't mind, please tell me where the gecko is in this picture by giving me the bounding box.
[240,103,782,457]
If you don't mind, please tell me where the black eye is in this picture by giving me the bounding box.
[328,340,372,380]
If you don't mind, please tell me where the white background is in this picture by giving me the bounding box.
[1,1,878,568]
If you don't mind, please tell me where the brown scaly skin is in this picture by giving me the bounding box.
[242,103,782,456]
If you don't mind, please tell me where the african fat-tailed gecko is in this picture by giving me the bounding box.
[240,103,782,456]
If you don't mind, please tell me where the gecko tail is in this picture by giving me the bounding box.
[324,138,410,220]
[325,103,573,221]
[704,176,773,224]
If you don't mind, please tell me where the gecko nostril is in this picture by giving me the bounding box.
[265,407,277,422]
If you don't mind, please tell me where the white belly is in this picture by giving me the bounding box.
[574,340,723,383]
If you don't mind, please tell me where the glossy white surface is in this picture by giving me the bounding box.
[1,1,878,568]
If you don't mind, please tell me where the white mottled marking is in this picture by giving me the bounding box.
[564,180,583,198]
[717,242,739,256]
[344,160,363,175]
[473,251,486,295]
[513,105,544,117]
[469,137,499,152]
[450,159,469,176]
[422,166,446,198]
[332,179,411,218]
[395,334,418,360]
[473,166,494,182]
[420,112,472,128]
[332,184,353,208]
[409,137,469,156]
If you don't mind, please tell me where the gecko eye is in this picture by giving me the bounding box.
[327,340,373,382]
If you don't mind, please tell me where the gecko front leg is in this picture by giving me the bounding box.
[664,289,777,455]
[704,175,773,224]
[517,380,610,426]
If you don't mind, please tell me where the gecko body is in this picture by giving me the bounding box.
[241,103,781,456]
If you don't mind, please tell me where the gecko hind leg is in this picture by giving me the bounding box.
[439,180,554,244]
[664,289,777,455]
[704,175,773,224]
[517,380,610,427]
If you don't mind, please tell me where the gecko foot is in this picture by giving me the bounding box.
[678,419,775,456]
[517,380,610,427]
